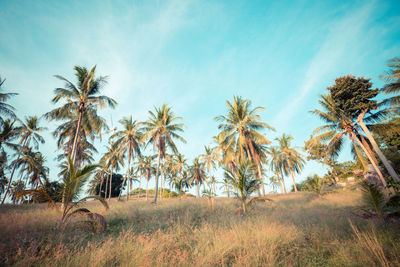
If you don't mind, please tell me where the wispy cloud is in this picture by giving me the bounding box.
[272,2,374,131]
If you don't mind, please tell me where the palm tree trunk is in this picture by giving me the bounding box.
[152,150,161,204]
[196,182,200,197]
[118,176,126,201]
[242,200,246,214]
[146,175,149,201]
[99,175,104,197]
[126,155,131,201]
[108,169,113,201]
[71,111,83,165]
[288,162,297,192]
[349,131,389,194]
[281,174,287,193]
[256,164,265,196]
[275,171,284,193]
[1,137,28,205]
[104,174,109,199]
[358,114,400,181]
[360,135,379,165]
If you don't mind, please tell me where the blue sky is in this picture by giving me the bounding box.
[0,0,399,193]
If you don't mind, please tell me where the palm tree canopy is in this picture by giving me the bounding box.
[0,77,18,128]
[141,104,186,157]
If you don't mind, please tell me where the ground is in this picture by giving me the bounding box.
[0,191,399,266]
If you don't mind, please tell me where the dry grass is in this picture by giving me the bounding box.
[0,191,399,266]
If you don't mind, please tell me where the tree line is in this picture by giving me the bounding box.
[0,58,399,213]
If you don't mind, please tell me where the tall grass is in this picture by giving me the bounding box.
[0,192,399,266]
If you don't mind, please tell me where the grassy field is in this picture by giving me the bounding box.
[0,191,399,266]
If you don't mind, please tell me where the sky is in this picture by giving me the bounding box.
[0,0,400,194]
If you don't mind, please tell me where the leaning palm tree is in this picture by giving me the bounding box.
[45,66,117,165]
[1,116,46,204]
[0,77,17,128]
[225,160,261,213]
[141,104,186,204]
[276,134,305,192]
[310,93,388,190]
[215,96,274,196]
[111,116,142,201]
[189,157,206,197]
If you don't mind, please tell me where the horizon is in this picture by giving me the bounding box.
[1,0,400,194]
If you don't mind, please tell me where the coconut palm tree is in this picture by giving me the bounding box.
[0,119,18,152]
[1,116,46,204]
[275,134,305,192]
[138,155,156,200]
[17,159,108,228]
[268,146,287,193]
[310,93,392,193]
[200,146,217,175]
[225,160,260,213]
[0,77,17,128]
[102,141,124,201]
[111,116,142,201]
[215,96,274,196]
[189,157,206,197]
[141,104,186,204]
[45,65,117,165]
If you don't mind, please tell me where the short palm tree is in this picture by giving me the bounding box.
[0,77,17,128]
[225,160,261,213]
[138,155,156,200]
[141,104,186,204]
[17,159,108,230]
[189,157,206,197]
[276,134,305,192]
[215,96,274,196]
[111,116,142,201]
[45,66,117,165]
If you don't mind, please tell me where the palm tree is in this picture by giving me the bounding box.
[0,119,18,151]
[268,146,286,193]
[1,116,46,204]
[310,94,389,190]
[17,159,108,227]
[141,104,186,204]
[215,96,274,196]
[102,141,124,201]
[0,77,17,128]
[225,160,261,213]
[45,66,117,165]
[275,134,305,192]
[189,157,206,197]
[200,146,217,174]
[138,155,156,200]
[111,116,142,201]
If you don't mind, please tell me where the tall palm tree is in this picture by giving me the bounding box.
[102,141,124,201]
[45,65,117,165]
[0,119,18,151]
[189,157,206,197]
[141,104,186,204]
[1,116,46,204]
[111,116,142,201]
[225,160,260,213]
[215,96,274,196]
[275,134,305,192]
[0,77,17,128]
